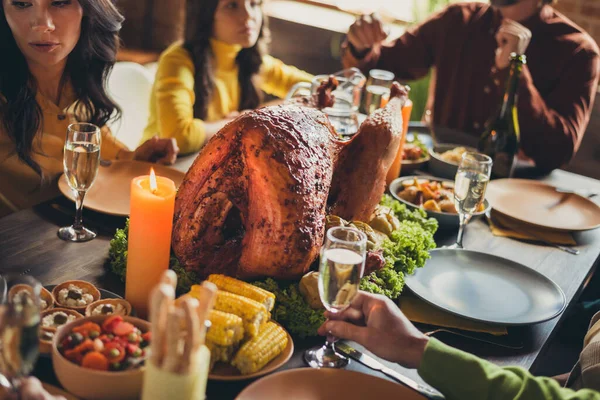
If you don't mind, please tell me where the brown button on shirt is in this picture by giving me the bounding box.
[343,3,600,171]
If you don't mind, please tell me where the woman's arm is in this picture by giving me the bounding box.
[420,338,600,400]
[259,55,313,99]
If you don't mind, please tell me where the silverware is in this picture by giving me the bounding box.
[423,328,524,349]
[486,210,579,255]
[336,342,444,400]
[555,188,599,199]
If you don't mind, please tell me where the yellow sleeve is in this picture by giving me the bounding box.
[153,46,206,154]
[259,55,313,99]
[100,125,134,161]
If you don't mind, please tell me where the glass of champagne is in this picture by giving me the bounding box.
[361,69,395,115]
[58,123,101,242]
[304,226,367,369]
[0,275,42,393]
[450,152,493,249]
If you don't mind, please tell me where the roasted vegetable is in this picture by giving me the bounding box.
[368,205,402,237]
[298,272,322,309]
[348,220,386,251]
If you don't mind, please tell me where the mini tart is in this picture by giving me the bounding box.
[40,308,83,332]
[39,328,55,354]
[85,298,132,317]
[8,284,54,311]
[52,280,101,313]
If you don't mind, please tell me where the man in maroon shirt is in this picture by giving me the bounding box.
[343,0,600,171]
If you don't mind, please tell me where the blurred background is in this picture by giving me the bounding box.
[112,0,599,177]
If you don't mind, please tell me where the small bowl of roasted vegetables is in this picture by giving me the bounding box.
[428,144,478,180]
[52,315,151,400]
[389,176,490,229]
[401,136,430,175]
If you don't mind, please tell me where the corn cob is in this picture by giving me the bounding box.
[231,322,288,375]
[206,310,244,347]
[206,341,235,370]
[207,274,275,312]
[211,290,269,338]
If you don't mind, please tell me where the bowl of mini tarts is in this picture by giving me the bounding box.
[52,280,101,314]
[40,308,84,353]
[85,299,132,317]
[8,284,54,312]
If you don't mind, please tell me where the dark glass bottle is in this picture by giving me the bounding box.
[478,53,526,179]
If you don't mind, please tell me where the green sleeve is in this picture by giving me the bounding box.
[418,338,600,400]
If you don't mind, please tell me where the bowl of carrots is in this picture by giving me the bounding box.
[52,315,151,400]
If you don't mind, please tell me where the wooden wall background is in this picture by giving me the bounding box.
[116,0,185,51]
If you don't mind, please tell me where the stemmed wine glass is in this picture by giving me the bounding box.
[449,152,493,249]
[0,275,42,393]
[304,226,367,368]
[58,123,101,242]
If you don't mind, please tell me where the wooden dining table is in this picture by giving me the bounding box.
[1,146,600,399]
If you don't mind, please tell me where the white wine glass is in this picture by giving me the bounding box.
[0,275,42,394]
[304,226,367,369]
[58,123,101,242]
[449,152,493,249]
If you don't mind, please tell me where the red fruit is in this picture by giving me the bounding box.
[142,332,151,342]
[126,344,139,355]
[103,342,126,363]
[102,315,123,334]
[113,322,135,337]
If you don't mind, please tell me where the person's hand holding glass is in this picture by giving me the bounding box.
[449,152,493,249]
[0,275,42,395]
[58,123,101,242]
[304,226,367,368]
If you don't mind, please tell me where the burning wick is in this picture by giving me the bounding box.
[149,168,158,194]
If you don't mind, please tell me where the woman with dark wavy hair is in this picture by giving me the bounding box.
[142,0,313,154]
[0,0,179,218]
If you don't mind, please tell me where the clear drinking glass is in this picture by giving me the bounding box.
[449,152,493,249]
[304,227,367,368]
[0,275,42,393]
[58,123,101,242]
[361,69,395,115]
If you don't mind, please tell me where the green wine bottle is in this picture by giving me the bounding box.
[478,53,526,179]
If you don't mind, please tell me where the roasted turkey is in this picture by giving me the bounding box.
[172,83,408,279]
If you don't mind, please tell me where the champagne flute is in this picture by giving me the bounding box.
[58,123,101,242]
[304,227,367,369]
[0,275,42,393]
[449,152,493,249]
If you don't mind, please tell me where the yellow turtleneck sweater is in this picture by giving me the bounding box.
[143,38,313,154]
[0,85,133,218]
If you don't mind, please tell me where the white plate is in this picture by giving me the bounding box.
[405,249,566,326]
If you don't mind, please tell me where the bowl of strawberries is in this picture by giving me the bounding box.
[52,315,151,400]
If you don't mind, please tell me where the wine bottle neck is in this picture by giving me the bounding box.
[499,54,525,118]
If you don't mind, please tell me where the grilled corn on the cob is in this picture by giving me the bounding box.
[211,290,269,338]
[207,274,275,311]
[232,322,288,375]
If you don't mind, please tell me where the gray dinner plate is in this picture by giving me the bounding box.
[405,249,566,326]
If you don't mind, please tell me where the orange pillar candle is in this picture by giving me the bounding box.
[386,99,413,186]
[125,168,176,319]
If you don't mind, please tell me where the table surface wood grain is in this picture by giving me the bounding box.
[1,156,599,399]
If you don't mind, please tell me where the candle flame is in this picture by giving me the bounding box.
[149,168,158,193]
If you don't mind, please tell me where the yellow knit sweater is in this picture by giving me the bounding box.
[143,38,313,154]
[0,84,132,218]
